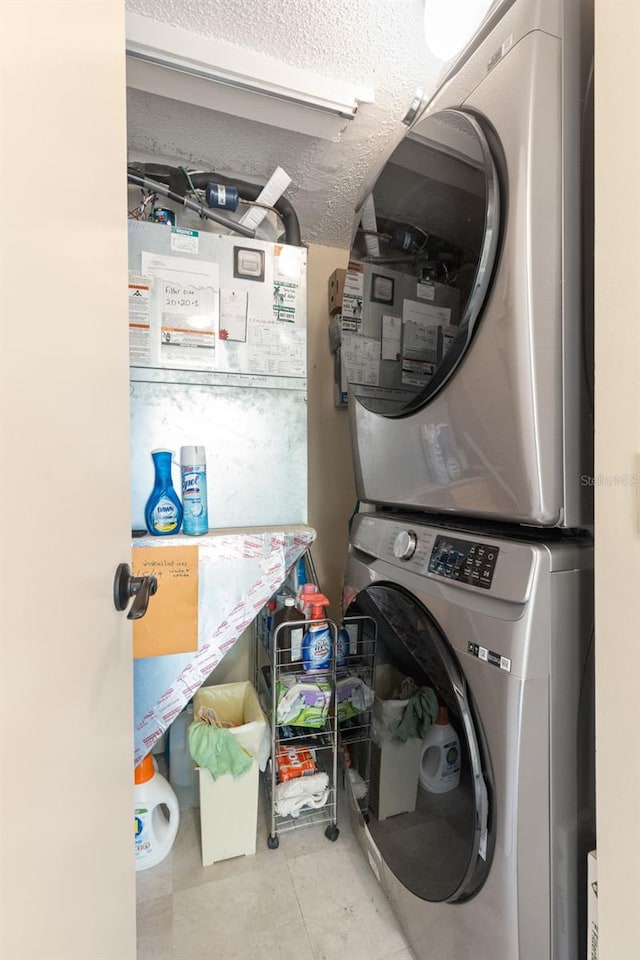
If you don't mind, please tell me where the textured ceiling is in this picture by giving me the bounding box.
[126,0,444,248]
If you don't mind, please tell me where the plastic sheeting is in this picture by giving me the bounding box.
[133,525,314,765]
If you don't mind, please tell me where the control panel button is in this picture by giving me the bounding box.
[428,535,500,589]
[393,530,418,561]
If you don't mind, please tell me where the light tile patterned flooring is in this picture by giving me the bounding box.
[136,782,414,960]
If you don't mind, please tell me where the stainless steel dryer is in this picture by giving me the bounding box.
[344,0,593,527]
[342,511,594,960]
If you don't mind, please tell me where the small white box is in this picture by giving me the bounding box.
[369,737,422,820]
[587,850,598,960]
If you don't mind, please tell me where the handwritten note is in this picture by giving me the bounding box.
[132,546,199,659]
[219,288,248,341]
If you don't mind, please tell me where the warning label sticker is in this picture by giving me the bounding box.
[467,642,511,673]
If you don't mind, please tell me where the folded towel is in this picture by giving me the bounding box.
[188,721,252,780]
[393,687,439,743]
[275,771,329,818]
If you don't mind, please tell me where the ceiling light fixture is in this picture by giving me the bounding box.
[423,0,495,61]
[126,14,374,139]
[126,47,363,119]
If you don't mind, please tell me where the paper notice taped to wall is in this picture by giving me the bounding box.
[249,321,306,376]
[132,545,199,659]
[342,332,380,386]
[219,288,248,342]
[128,274,152,365]
[140,251,219,370]
[161,279,217,349]
[403,298,451,327]
[381,315,402,361]
[341,262,365,331]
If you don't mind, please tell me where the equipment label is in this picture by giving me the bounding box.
[170,227,199,254]
[468,642,511,672]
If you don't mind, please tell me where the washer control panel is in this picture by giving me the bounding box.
[428,535,499,589]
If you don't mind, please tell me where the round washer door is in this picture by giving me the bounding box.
[346,582,494,903]
[344,108,501,417]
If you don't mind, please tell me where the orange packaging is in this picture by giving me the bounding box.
[275,746,316,782]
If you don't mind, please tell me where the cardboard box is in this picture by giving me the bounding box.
[588,850,598,960]
[328,268,347,315]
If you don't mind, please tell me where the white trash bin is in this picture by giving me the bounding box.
[369,666,422,821]
[192,681,269,866]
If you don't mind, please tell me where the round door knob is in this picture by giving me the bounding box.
[393,530,418,561]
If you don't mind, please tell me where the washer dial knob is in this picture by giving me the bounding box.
[393,530,418,561]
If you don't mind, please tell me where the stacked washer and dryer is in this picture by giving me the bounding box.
[340,1,595,958]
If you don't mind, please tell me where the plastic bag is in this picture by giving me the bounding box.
[192,681,270,772]
[371,696,410,746]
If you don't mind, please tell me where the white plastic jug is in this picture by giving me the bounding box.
[134,755,180,871]
[419,705,461,794]
[169,704,199,808]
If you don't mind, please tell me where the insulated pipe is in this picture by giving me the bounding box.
[127,174,256,238]
[128,164,302,246]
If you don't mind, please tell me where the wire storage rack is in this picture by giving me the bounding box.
[336,615,377,821]
[255,583,340,849]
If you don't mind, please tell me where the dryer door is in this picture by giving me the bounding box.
[343,108,500,417]
[345,581,494,903]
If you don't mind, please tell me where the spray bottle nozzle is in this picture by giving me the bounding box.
[301,592,330,621]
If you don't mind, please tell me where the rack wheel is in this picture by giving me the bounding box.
[325,824,340,842]
[267,834,279,850]
[362,811,370,825]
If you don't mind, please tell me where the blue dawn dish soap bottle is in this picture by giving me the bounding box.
[301,592,332,672]
[144,449,183,536]
[180,445,208,536]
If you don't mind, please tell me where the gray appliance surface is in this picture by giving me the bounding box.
[128,220,308,529]
[343,511,594,960]
[347,0,593,527]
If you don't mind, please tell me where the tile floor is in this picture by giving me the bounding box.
[136,781,414,960]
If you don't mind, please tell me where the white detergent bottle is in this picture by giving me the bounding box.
[134,754,180,871]
[419,705,461,794]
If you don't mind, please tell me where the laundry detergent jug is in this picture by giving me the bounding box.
[418,705,461,794]
[134,754,180,871]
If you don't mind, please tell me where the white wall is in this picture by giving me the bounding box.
[594,3,640,957]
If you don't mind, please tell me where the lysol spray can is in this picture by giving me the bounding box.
[180,445,208,536]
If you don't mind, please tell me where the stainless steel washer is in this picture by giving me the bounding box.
[342,511,594,960]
